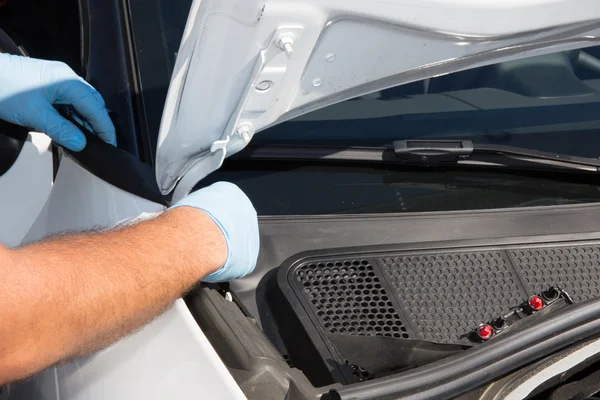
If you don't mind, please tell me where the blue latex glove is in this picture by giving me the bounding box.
[0,53,116,151]
[170,182,259,282]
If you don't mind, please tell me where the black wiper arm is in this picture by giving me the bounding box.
[236,140,600,173]
[393,140,600,172]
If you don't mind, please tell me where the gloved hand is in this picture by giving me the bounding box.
[170,182,259,282]
[0,53,116,151]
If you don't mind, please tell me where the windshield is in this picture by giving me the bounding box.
[258,48,600,158]
[197,163,600,215]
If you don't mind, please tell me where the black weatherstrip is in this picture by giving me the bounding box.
[64,115,167,205]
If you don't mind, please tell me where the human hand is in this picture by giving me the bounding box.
[171,182,259,282]
[0,53,116,151]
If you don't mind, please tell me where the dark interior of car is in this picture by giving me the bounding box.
[0,0,81,72]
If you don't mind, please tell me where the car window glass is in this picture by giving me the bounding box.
[257,47,600,158]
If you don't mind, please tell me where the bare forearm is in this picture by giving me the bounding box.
[0,207,226,384]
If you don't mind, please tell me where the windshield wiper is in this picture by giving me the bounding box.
[236,140,600,173]
[393,140,600,172]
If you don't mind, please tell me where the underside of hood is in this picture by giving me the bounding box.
[155,0,600,201]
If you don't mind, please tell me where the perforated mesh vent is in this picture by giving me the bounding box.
[511,246,600,303]
[379,251,525,343]
[347,361,374,382]
[279,241,600,386]
[294,259,409,338]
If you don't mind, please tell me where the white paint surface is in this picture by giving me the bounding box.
[0,132,53,247]
[8,157,245,400]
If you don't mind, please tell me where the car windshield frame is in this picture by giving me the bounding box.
[126,0,194,163]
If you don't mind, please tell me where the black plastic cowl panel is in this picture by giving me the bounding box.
[230,203,600,399]
[185,288,322,400]
[280,242,600,347]
[275,239,600,399]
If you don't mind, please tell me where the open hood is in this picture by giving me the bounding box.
[155,0,600,201]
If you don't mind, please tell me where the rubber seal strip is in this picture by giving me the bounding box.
[62,113,167,205]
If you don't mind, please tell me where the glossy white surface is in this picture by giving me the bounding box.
[0,132,53,247]
[156,0,600,198]
[9,157,245,400]
[23,154,164,243]
[48,301,245,400]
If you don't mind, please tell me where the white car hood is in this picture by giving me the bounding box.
[155,0,600,201]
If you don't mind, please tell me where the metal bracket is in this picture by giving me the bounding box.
[243,26,304,115]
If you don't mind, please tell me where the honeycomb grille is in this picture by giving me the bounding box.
[511,245,600,303]
[379,251,525,343]
[294,259,409,339]
[282,241,600,358]
[347,362,374,382]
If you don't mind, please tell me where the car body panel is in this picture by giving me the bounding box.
[7,156,245,400]
[154,0,600,200]
[0,132,52,247]
[9,301,245,400]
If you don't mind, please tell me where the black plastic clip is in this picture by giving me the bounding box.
[393,140,474,165]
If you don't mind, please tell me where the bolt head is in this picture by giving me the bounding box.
[236,123,254,143]
[276,33,295,55]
